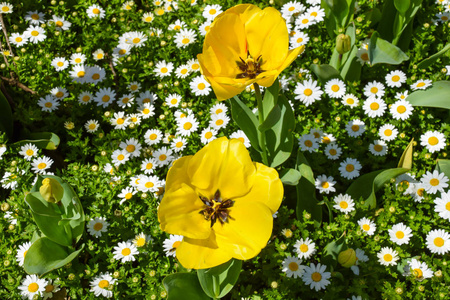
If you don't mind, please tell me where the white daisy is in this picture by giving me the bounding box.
[50,87,68,100]
[111,149,130,166]
[363,81,385,99]
[52,15,71,31]
[37,95,59,112]
[282,256,306,278]
[200,127,218,145]
[388,223,413,245]
[210,113,230,130]
[124,31,147,47]
[141,157,157,174]
[86,4,105,19]
[385,70,407,88]
[420,130,446,153]
[187,58,201,72]
[339,158,361,179]
[138,103,155,119]
[154,60,174,77]
[136,91,157,105]
[70,53,86,65]
[369,140,388,156]
[25,11,45,25]
[324,143,342,160]
[294,238,316,259]
[362,98,387,118]
[333,194,355,214]
[18,274,48,300]
[177,115,199,137]
[69,64,87,83]
[19,143,39,161]
[378,124,398,142]
[119,138,141,158]
[42,280,60,300]
[290,31,309,48]
[358,217,376,235]
[190,75,211,96]
[174,28,197,48]
[202,4,222,20]
[294,79,323,106]
[163,234,183,257]
[315,174,336,194]
[411,79,432,90]
[307,5,325,22]
[324,78,346,99]
[31,156,53,174]
[409,183,426,203]
[152,147,174,167]
[301,263,331,291]
[95,87,116,108]
[434,191,450,221]
[133,232,152,247]
[24,25,46,43]
[128,81,141,93]
[426,229,450,255]
[110,112,130,130]
[84,120,100,133]
[87,217,109,237]
[117,93,134,108]
[113,241,139,263]
[346,119,365,137]
[144,128,163,145]
[405,258,433,281]
[165,93,182,108]
[86,66,106,84]
[16,241,32,267]
[298,133,319,152]
[170,137,187,152]
[281,1,305,17]
[390,99,413,120]
[377,247,399,266]
[421,170,449,194]
[90,273,116,298]
[230,130,250,148]
[10,32,29,47]
[341,93,359,108]
[295,14,314,29]
[117,187,136,205]
[395,90,409,100]
[175,64,191,78]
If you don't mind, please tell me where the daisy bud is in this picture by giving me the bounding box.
[338,248,357,268]
[336,34,351,54]
[39,178,64,203]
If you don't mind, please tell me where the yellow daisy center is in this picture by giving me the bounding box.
[125,193,133,200]
[346,98,355,104]
[133,37,141,44]
[434,237,444,247]
[430,178,439,186]
[37,162,47,169]
[88,123,96,130]
[183,122,192,130]
[93,8,100,14]
[57,61,64,67]
[102,95,110,102]
[31,30,39,36]
[339,201,348,209]
[329,149,337,155]
[416,82,425,88]
[392,75,400,82]
[331,84,340,92]
[161,67,168,73]
[205,132,213,139]
[121,248,131,256]
[150,133,158,140]
[26,149,34,156]
[370,102,379,110]
[55,91,64,98]
[31,14,39,20]
[428,136,439,146]
[346,164,354,172]
[198,83,206,90]
[304,88,312,96]
[362,224,370,231]
[383,254,393,262]
[56,21,63,27]
[98,280,109,288]
[374,144,383,152]
[77,71,85,77]
[321,182,329,189]
[299,244,308,252]
[304,140,312,147]
[28,282,39,293]
[288,262,298,271]
[384,129,392,136]
[351,125,359,132]
[45,284,54,293]
[395,231,404,239]
[116,118,124,125]
[182,38,190,44]
[311,272,322,282]
[117,154,125,161]
[136,237,145,247]
[126,145,135,152]
[370,87,378,94]
[93,222,103,231]
[159,154,167,161]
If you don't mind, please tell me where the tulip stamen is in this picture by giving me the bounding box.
[236,52,264,79]
[199,189,234,227]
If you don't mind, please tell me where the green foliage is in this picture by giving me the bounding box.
[407,81,450,109]
[163,273,211,300]
[417,43,450,69]
[0,90,13,139]
[368,32,409,65]
[197,259,242,299]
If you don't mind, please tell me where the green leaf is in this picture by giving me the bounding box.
[262,78,279,120]
[322,232,347,271]
[368,31,409,65]
[14,132,60,150]
[230,96,261,152]
[397,138,414,170]
[258,105,281,132]
[417,43,450,69]
[346,168,409,209]
[394,0,410,14]
[0,90,13,139]
[279,168,302,186]
[197,259,242,299]
[436,159,450,179]
[377,0,396,41]
[23,237,84,276]
[296,151,322,225]
[163,273,211,300]
[310,64,342,85]
[325,0,349,28]
[407,81,450,109]
[264,95,295,168]
[24,192,62,217]
[340,47,361,82]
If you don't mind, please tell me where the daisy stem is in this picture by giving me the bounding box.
[253,83,269,165]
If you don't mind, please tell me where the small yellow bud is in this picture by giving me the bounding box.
[338,248,357,268]
[336,34,351,54]
[39,178,64,203]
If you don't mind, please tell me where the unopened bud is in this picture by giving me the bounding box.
[39,178,64,203]
[336,34,351,54]
[338,248,356,268]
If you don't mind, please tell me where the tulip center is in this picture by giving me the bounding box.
[236,52,264,80]
[199,190,234,227]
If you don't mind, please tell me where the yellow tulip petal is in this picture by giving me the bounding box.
[245,7,289,71]
[188,137,255,200]
[176,231,233,269]
[158,183,211,239]
[254,69,279,87]
[275,45,305,76]
[225,4,261,25]
[246,163,283,213]
[206,75,247,101]
[164,156,192,193]
[214,200,273,260]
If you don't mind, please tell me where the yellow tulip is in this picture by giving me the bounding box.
[158,137,283,269]
[39,178,64,203]
[197,4,305,101]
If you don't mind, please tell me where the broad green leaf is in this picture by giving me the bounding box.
[14,132,60,150]
[325,0,349,28]
[197,259,242,299]
[342,0,356,28]
[322,232,347,271]
[417,43,450,69]
[346,168,409,209]
[296,151,322,225]
[368,31,409,65]
[397,138,414,170]
[230,96,261,152]
[340,47,361,82]
[262,78,279,120]
[163,273,210,300]
[310,64,342,85]
[264,95,295,168]
[24,237,84,276]
[436,159,450,179]
[394,0,410,14]
[258,105,281,132]
[25,192,62,217]
[406,81,450,109]
[377,0,396,41]
[279,168,302,186]
[0,89,13,139]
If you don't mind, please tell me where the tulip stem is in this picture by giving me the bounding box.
[254,83,269,165]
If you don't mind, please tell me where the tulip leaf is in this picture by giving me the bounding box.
[264,95,295,168]
[0,89,13,139]
[262,78,279,120]
[258,105,281,132]
[14,132,60,150]
[368,31,409,65]
[279,168,302,186]
[230,96,261,152]
[163,273,210,300]
[197,258,242,299]
[394,0,410,14]
[24,237,84,276]
[417,43,450,69]
[25,192,63,217]
[436,159,450,179]
[346,168,409,209]
[310,64,342,85]
[406,81,450,109]
[397,138,414,170]
[296,150,322,225]
[322,232,347,271]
